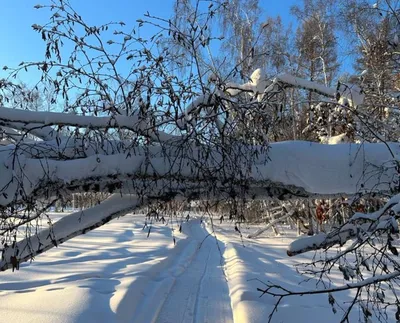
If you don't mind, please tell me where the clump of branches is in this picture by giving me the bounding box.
[255,194,400,322]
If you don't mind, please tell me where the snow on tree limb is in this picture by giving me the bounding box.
[247,213,289,238]
[287,194,400,256]
[271,73,365,107]
[1,140,399,207]
[259,270,400,298]
[205,71,365,117]
[273,73,336,97]
[0,194,143,271]
[176,94,215,129]
[0,106,141,129]
[0,107,180,143]
[1,121,61,141]
[0,127,33,143]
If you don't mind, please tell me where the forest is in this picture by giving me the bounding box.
[1,0,400,322]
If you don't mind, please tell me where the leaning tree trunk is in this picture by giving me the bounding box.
[0,194,146,271]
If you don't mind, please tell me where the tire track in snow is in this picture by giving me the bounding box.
[153,221,233,323]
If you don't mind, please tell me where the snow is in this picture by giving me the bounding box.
[1,141,399,208]
[0,213,184,323]
[224,68,268,101]
[337,83,365,107]
[207,221,370,322]
[319,133,350,144]
[1,213,388,323]
[0,106,180,143]
[0,213,232,323]
[0,195,141,271]
[3,207,400,323]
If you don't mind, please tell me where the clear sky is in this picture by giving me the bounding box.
[0,0,299,83]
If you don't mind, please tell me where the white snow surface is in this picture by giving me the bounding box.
[259,141,400,195]
[1,213,396,323]
[319,133,350,144]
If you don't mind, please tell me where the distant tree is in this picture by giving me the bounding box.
[339,0,400,141]
[259,16,291,75]
[215,0,262,78]
[292,0,339,87]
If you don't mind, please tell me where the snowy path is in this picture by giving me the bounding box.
[2,213,394,323]
[153,221,233,323]
[0,213,234,323]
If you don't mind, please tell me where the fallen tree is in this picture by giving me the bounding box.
[0,0,397,269]
[1,1,400,322]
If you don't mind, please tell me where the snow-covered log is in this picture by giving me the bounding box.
[247,213,289,238]
[1,141,399,207]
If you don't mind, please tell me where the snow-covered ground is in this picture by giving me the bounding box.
[0,212,389,322]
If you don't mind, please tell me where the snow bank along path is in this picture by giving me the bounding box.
[208,223,364,323]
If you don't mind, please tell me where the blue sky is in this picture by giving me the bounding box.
[0,0,299,83]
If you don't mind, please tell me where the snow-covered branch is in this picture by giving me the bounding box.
[247,213,289,238]
[208,70,364,109]
[287,194,400,256]
[259,270,400,298]
[0,194,143,271]
[1,120,61,142]
[0,106,141,129]
[1,141,398,207]
[272,74,365,107]
[0,107,181,143]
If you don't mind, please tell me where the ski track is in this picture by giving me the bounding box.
[143,220,233,323]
